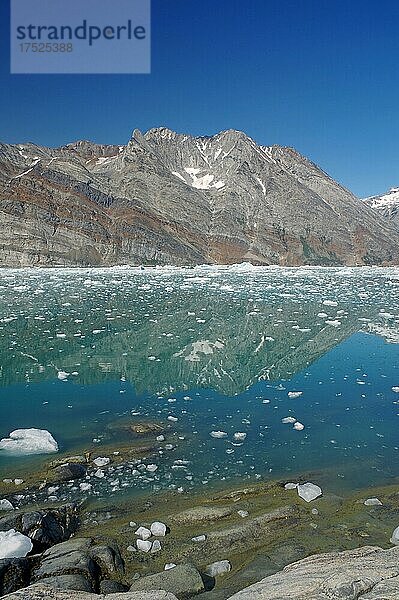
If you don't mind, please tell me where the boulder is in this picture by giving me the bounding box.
[98,580,129,594]
[129,563,204,598]
[52,464,86,482]
[0,504,80,551]
[31,537,125,593]
[0,558,30,596]
[227,545,399,599]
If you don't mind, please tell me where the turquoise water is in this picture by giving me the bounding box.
[0,265,398,502]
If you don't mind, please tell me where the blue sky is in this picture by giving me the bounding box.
[1,0,399,197]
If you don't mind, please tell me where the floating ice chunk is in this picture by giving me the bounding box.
[293,422,305,431]
[282,417,297,424]
[0,499,14,511]
[392,387,399,393]
[147,464,158,472]
[135,526,152,540]
[168,416,178,422]
[57,371,69,380]
[205,560,232,577]
[210,431,228,439]
[136,539,152,552]
[192,535,206,542]
[151,521,167,536]
[79,483,92,492]
[164,563,177,570]
[284,482,298,490]
[323,300,338,306]
[288,391,303,399]
[151,540,162,553]
[233,432,247,441]
[325,320,341,327]
[94,469,105,478]
[364,498,383,506]
[390,526,399,545]
[0,429,58,456]
[156,435,165,442]
[297,482,322,502]
[0,529,33,559]
[317,312,328,318]
[237,510,249,518]
[93,457,110,467]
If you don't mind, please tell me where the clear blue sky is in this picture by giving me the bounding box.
[1,0,399,197]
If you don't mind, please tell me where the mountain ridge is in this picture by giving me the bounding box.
[0,127,398,267]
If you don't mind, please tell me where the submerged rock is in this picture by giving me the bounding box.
[129,563,204,598]
[169,505,233,525]
[297,482,322,502]
[53,463,87,482]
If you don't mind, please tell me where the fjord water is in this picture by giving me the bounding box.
[0,265,398,501]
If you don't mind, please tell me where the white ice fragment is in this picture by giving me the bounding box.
[156,435,165,442]
[392,387,399,393]
[151,540,162,553]
[135,526,152,540]
[147,464,158,472]
[79,483,92,492]
[94,469,105,478]
[0,529,33,559]
[0,429,58,456]
[205,560,232,577]
[57,371,69,380]
[136,539,152,552]
[150,521,167,537]
[164,563,177,570]
[293,422,305,431]
[364,498,383,506]
[0,499,14,511]
[129,521,137,528]
[323,300,338,306]
[167,416,178,422]
[93,457,110,467]
[237,510,249,518]
[284,482,298,490]
[233,432,247,441]
[210,431,228,439]
[192,535,206,543]
[282,417,297,424]
[391,526,399,545]
[288,391,303,399]
[325,320,341,327]
[297,482,322,502]
[14,479,23,485]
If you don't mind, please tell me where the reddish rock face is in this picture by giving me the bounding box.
[0,128,398,267]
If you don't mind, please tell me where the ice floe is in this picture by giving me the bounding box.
[297,482,322,502]
[0,429,59,455]
[0,529,33,559]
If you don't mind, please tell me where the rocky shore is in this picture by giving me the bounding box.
[1,420,399,599]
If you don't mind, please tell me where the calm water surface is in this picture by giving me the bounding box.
[0,265,398,502]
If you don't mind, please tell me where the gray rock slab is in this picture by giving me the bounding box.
[227,545,399,599]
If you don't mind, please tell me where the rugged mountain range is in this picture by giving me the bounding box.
[0,127,398,266]
[363,187,399,225]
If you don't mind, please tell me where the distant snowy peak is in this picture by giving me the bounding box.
[363,188,399,224]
